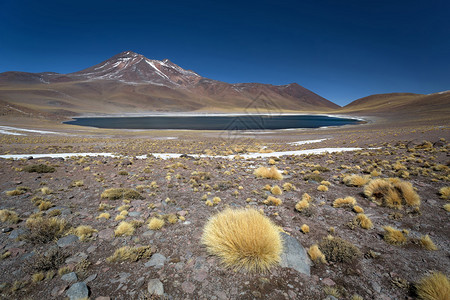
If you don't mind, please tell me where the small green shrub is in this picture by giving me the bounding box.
[23,164,55,173]
[319,236,361,263]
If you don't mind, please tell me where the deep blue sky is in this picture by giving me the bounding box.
[1,0,449,106]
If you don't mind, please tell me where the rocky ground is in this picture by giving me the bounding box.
[0,117,449,300]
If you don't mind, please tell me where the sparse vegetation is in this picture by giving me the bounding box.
[343,174,370,186]
[383,226,407,245]
[254,166,283,180]
[148,218,165,230]
[416,271,450,300]
[106,246,153,262]
[25,217,68,243]
[114,221,135,236]
[101,188,143,200]
[364,178,420,209]
[201,208,282,272]
[264,195,282,206]
[439,187,450,200]
[72,225,97,241]
[333,196,356,208]
[23,164,55,173]
[319,235,361,263]
[308,244,326,263]
[0,209,19,224]
[419,235,438,251]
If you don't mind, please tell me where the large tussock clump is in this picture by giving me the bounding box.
[201,208,282,272]
[254,166,283,180]
[416,271,450,300]
[364,178,420,209]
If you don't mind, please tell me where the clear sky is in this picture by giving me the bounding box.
[1,0,449,106]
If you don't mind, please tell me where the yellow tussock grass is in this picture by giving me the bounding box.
[106,245,153,262]
[320,180,331,186]
[167,214,178,224]
[419,235,438,251]
[115,214,126,221]
[353,205,364,213]
[271,185,282,195]
[295,199,309,212]
[100,188,142,200]
[354,214,373,229]
[0,209,19,224]
[343,174,370,187]
[41,187,52,195]
[212,197,221,205]
[416,271,450,300]
[308,244,326,263]
[300,224,310,233]
[201,208,282,272]
[439,187,450,200]
[38,201,53,211]
[96,212,110,219]
[31,272,45,283]
[148,218,165,230]
[73,225,97,241]
[317,185,328,192]
[444,204,450,212]
[264,196,282,206]
[254,166,283,180]
[268,158,276,165]
[118,205,130,211]
[383,226,407,245]
[364,178,420,209]
[205,200,213,206]
[333,196,356,208]
[302,193,312,202]
[282,182,295,191]
[114,221,135,236]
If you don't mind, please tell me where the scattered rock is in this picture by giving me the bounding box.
[145,253,166,268]
[147,278,164,296]
[8,228,28,239]
[66,282,89,300]
[95,297,111,300]
[2,227,13,233]
[322,278,335,286]
[128,211,141,217]
[84,273,97,284]
[279,232,311,276]
[57,234,79,247]
[181,281,196,293]
[98,229,114,240]
[61,272,78,283]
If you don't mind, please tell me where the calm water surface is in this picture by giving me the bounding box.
[64,115,362,130]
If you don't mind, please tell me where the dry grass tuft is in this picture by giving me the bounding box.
[212,197,221,205]
[333,196,356,208]
[383,226,407,245]
[40,187,52,195]
[254,166,283,180]
[72,225,97,241]
[307,244,326,263]
[419,235,438,251]
[96,212,110,219]
[317,185,328,192]
[319,235,361,263]
[282,182,295,191]
[201,207,282,272]
[353,213,373,229]
[264,196,282,206]
[353,205,364,213]
[0,209,19,224]
[114,221,135,236]
[343,174,370,187]
[438,187,450,200]
[38,201,53,211]
[416,271,450,300]
[295,199,309,212]
[148,218,165,230]
[101,188,143,200]
[31,272,45,283]
[300,224,310,233]
[27,247,68,272]
[23,164,55,173]
[271,185,282,195]
[444,204,450,212]
[106,246,153,263]
[25,217,68,243]
[364,178,420,209]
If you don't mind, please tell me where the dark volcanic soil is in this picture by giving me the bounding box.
[0,118,449,300]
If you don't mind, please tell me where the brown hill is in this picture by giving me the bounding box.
[0,51,338,117]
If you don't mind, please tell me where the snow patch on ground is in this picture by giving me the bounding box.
[0,147,373,160]
[288,139,328,145]
[0,126,60,136]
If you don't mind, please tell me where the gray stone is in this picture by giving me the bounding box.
[61,272,78,283]
[57,235,79,247]
[98,229,114,240]
[66,282,89,300]
[147,279,164,296]
[84,273,97,284]
[279,232,311,276]
[8,229,28,239]
[144,253,166,268]
[128,211,141,217]
[181,281,195,293]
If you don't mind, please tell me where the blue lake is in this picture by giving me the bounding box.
[64,115,362,130]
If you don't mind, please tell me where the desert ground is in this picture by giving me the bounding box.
[0,110,448,300]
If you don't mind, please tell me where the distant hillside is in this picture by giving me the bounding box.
[339,91,450,121]
[0,51,338,117]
